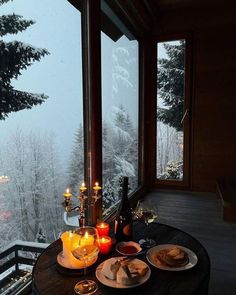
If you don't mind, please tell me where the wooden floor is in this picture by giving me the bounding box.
[144,190,236,295]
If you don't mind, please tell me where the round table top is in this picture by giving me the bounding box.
[32,222,210,295]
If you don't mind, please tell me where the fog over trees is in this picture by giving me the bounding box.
[0,1,185,249]
[0,130,65,249]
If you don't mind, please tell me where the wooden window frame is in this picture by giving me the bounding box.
[153,33,193,189]
[69,0,156,223]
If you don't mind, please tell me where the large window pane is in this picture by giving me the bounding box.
[0,0,83,249]
[156,40,186,180]
[101,32,139,215]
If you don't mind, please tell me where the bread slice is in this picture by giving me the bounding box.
[101,258,121,280]
[165,247,188,266]
[156,247,189,267]
[116,265,139,285]
[124,261,149,277]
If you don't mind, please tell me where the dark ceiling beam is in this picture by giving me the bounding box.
[101,0,135,40]
[143,0,159,22]
[143,0,165,33]
[67,0,82,11]
[124,0,153,32]
[106,0,148,38]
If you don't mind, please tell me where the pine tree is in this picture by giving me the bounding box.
[67,124,84,194]
[157,41,185,131]
[0,0,49,120]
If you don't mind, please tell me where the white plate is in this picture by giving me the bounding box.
[146,244,198,271]
[95,257,151,288]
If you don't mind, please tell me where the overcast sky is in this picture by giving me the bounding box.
[0,0,170,167]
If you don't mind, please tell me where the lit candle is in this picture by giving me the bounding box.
[93,182,101,191]
[80,231,95,246]
[60,231,84,268]
[60,231,96,268]
[80,182,87,192]
[63,188,72,199]
[96,222,110,236]
[99,236,112,255]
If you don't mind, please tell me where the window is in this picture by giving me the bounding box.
[0,0,83,248]
[156,39,189,184]
[101,21,139,215]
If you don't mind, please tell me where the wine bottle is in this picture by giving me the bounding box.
[114,176,133,242]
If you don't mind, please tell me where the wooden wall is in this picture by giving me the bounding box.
[155,5,236,192]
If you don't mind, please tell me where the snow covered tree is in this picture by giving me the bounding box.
[0,0,49,120]
[159,160,183,180]
[157,41,185,131]
[0,130,65,248]
[102,105,137,209]
[67,124,84,194]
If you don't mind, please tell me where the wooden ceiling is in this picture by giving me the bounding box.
[68,0,236,38]
[106,0,236,37]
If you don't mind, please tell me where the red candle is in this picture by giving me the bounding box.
[96,222,110,236]
[99,236,112,255]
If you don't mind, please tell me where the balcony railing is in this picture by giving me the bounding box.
[0,240,49,295]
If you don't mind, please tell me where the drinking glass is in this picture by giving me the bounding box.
[134,200,158,247]
[71,226,100,295]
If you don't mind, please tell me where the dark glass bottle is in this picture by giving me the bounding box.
[114,177,133,242]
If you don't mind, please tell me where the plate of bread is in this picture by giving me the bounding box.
[96,257,151,288]
[146,244,198,271]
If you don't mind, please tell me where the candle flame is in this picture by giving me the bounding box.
[95,182,99,186]
[82,182,85,187]
[66,188,70,194]
[102,237,105,242]
[84,231,89,239]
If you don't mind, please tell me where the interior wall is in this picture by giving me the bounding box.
[191,24,236,191]
[156,8,236,192]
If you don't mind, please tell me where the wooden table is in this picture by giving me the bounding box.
[32,222,210,295]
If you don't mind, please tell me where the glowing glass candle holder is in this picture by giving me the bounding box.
[80,231,95,246]
[96,222,110,236]
[99,236,112,255]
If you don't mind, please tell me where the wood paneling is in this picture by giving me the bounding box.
[191,24,236,191]
[149,5,236,192]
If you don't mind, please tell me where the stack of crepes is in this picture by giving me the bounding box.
[155,246,189,267]
[101,258,148,285]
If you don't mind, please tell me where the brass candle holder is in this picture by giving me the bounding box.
[62,182,101,227]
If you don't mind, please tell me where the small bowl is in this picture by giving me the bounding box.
[116,241,142,256]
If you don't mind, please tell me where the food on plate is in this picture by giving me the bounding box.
[155,246,189,267]
[116,265,139,285]
[101,258,121,280]
[101,258,149,285]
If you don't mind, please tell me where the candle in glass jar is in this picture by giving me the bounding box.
[96,222,110,236]
[80,231,94,246]
[99,236,112,255]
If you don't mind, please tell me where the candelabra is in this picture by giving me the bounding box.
[62,182,101,227]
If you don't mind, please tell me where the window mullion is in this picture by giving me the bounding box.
[82,0,102,225]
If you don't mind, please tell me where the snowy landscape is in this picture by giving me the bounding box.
[0,0,185,250]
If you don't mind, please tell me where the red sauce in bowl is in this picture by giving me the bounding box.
[120,245,138,254]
